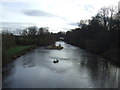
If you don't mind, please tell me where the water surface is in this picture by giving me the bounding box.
[3,41,120,88]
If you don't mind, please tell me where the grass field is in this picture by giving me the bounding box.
[3,46,32,55]
[2,45,36,66]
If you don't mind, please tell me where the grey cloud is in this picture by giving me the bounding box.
[23,9,68,21]
[23,10,55,17]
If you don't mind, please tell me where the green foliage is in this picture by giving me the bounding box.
[3,46,31,55]
[2,45,35,66]
[2,26,56,66]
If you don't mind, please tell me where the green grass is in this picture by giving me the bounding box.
[2,45,36,66]
[4,46,32,55]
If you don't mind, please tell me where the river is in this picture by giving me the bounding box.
[3,41,120,88]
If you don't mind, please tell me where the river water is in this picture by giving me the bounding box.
[3,41,120,88]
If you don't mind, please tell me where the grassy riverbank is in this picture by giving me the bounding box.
[2,45,37,67]
[2,27,56,67]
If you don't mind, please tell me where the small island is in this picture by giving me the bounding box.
[45,44,63,50]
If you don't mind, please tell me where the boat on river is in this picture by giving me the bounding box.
[45,44,63,50]
[53,59,59,63]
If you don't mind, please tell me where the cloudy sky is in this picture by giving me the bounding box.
[0,0,119,33]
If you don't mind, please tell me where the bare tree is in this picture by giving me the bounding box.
[22,29,28,36]
[108,6,118,30]
[78,20,89,28]
[99,7,109,26]
[109,6,117,19]
[28,26,37,36]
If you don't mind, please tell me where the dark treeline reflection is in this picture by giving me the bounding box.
[64,6,120,63]
[74,57,119,88]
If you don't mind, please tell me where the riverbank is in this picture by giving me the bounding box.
[2,45,37,67]
[101,48,120,65]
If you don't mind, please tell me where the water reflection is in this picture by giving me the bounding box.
[3,41,120,88]
[74,56,120,88]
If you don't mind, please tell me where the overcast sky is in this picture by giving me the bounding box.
[0,0,119,33]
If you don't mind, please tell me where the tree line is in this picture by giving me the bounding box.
[2,26,57,66]
[64,6,120,63]
[2,26,56,52]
